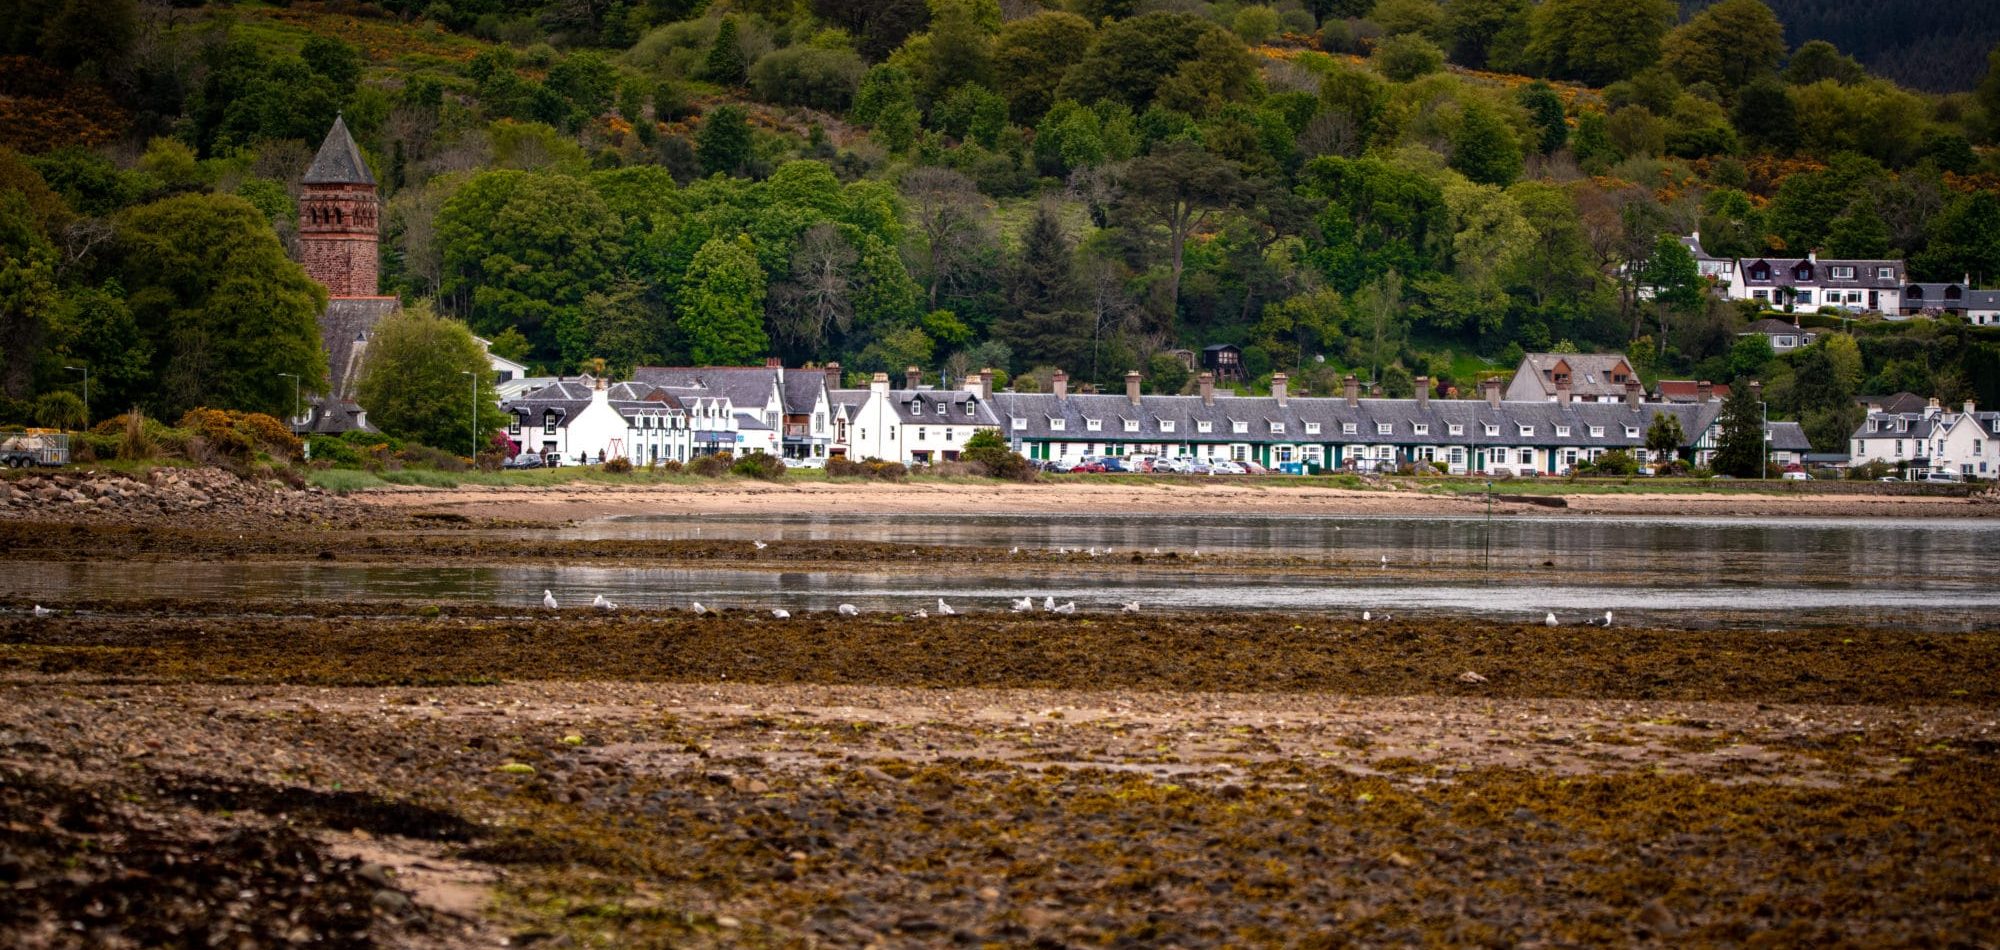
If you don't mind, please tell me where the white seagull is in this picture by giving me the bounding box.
[1362,610,1372,622]
[1052,601,1077,614]
[753,540,768,550]
[1120,602,1140,613]
[1043,596,1056,612]
[1379,555,1389,568]
[1544,612,1558,627]
[32,604,53,618]
[692,602,708,615]
[838,603,859,617]
[771,608,791,619]
[542,590,559,611]
[592,594,617,611]
[937,598,956,616]
[911,608,929,619]
[1088,547,1099,558]
[1009,546,1020,555]
[1602,610,1614,627]
[1010,597,1034,612]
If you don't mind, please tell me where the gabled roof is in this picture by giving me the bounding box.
[631,367,780,412]
[1742,318,1811,335]
[302,116,375,186]
[1766,421,1812,452]
[781,372,828,414]
[882,389,1001,426]
[1860,392,1928,414]
[1514,353,1636,397]
[1738,257,1902,289]
[1653,380,1730,402]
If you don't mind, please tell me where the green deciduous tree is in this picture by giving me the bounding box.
[1450,99,1522,186]
[679,234,769,365]
[436,171,623,365]
[1645,411,1685,461]
[1525,0,1676,87]
[354,302,501,455]
[1372,33,1445,82]
[0,190,57,399]
[1297,156,1447,294]
[1784,40,1865,86]
[1731,77,1799,152]
[1911,192,2000,284]
[1638,232,1701,350]
[992,11,1094,122]
[1660,0,1785,96]
[52,281,150,418]
[1058,13,1254,117]
[1445,0,1531,69]
[114,193,327,420]
[697,104,753,177]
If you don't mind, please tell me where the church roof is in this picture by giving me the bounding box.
[303,116,375,186]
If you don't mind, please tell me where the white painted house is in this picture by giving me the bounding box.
[835,371,1003,465]
[1898,401,2000,478]
[1726,253,1904,313]
[1738,318,1818,353]
[1849,401,1948,475]
[501,377,713,465]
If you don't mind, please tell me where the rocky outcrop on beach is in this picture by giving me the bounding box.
[0,468,362,525]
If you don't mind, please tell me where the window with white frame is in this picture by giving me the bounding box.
[1589,426,1604,437]
[1198,420,1213,433]
[1413,423,1429,435]
[1086,418,1102,432]
[912,400,923,415]
[1448,424,1463,435]
[1555,425,1570,437]
[918,428,928,441]
[1830,265,1854,279]
[1625,426,1639,439]
[1270,421,1285,434]
[1376,422,1392,435]
[1161,420,1177,433]
[1518,425,1534,437]
[1050,418,1066,431]
[1485,424,1500,436]
[1012,417,1026,430]
[1305,422,1321,435]
[1123,418,1139,432]
[1231,420,1248,434]
[1342,422,1358,434]
[1878,267,1894,279]
[508,413,522,435]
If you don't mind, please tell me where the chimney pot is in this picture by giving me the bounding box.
[1697,380,1714,403]
[870,371,890,394]
[980,368,993,400]
[1052,370,1068,400]
[1483,377,1502,409]
[1198,372,1215,406]
[1625,378,1643,410]
[1125,370,1142,405]
[905,365,921,390]
[1556,379,1571,407]
[1414,375,1429,407]
[765,357,782,368]
[1271,372,1288,407]
[1965,400,1977,416]
[1343,374,1359,408]
[825,361,843,390]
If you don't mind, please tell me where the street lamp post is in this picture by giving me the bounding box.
[63,365,87,426]
[460,370,478,458]
[1760,399,1769,480]
[277,372,300,432]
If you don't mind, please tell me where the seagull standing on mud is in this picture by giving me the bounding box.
[912,608,929,619]
[1121,602,1141,613]
[542,590,559,611]
[1011,597,1034,612]
[592,594,617,611]
[692,602,707,615]
[32,605,53,618]
[1043,596,1056,612]
[1052,601,1077,614]
[937,598,957,616]
[1544,612,1559,627]
[1362,610,1372,622]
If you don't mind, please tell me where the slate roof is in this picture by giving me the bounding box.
[880,389,1002,426]
[989,392,1719,450]
[302,116,375,186]
[781,372,827,415]
[1739,257,1902,290]
[630,367,779,413]
[500,379,595,429]
[307,296,400,433]
[1742,318,1812,336]
[1767,421,1812,452]
[1511,353,1638,399]
[1852,412,1940,441]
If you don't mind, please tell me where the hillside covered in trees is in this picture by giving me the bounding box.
[4,0,2000,455]
[1683,0,2000,93]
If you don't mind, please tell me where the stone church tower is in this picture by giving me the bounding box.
[299,116,398,433]
[299,115,380,297]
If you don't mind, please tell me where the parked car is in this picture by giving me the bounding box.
[1781,470,1811,481]
[504,452,543,469]
[1923,471,1965,483]
[1156,458,1189,474]
[1210,460,1247,475]
[1099,457,1129,473]
[1877,476,1901,482]
[1240,460,1270,475]
[1185,461,1212,475]
[788,456,827,470]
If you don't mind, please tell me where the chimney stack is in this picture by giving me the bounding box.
[870,371,890,396]
[1556,379,1571,407]
[1966,400,1977,416]
[905,365,921,391]
[1271,372,1288,407]
[980,369,993,400]
[1198,372,1215,406]
[1414,375,1429,408]
[765,357,782,369]
[1625,378,1643,410]
[1483,377,1502,409]
[1697,380,1713,403]
[824,361,843,390]
[1343,374,1359,408]
[1052,369,1068,400]
[1126,370,1142,405]
[1925,397,1940,418]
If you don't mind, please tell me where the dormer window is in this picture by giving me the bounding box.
[1877,267,1894,280]
[1830,265,1854,279]
[543,410,558,434]
[1160,420,1176,433]
[1448,424,1463,436]
[1123,419,1139,432]
[1197,420,1213,433]
[1231,420,1248,434]
[1305,422,1321,435]
[1909,286,1924,300]
[1269,421,1285,434]
[1750,263,1770,280]
[1342,422,1358,435]
[1946,285,1963,300]
[1413,423,1429,435]
[1624,426,1640,439]
[1518,425,1535,437]
[1050,418,1066,431]
[1589,426,1604,437]
[1012,417,1026,430]
[1376,422,1392,435]
[1485,424,1500,436]
[1085,418,1102,432]
[1555,425,1570,437]
[912,400,923,415]
[965,401,975,417]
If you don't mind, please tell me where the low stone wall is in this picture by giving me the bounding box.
[0,468,365,525]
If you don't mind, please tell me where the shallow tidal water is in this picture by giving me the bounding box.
[5,513,1997,629]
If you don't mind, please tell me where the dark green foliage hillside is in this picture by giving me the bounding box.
[1683,0,2000,92]
[3,0,1999,447]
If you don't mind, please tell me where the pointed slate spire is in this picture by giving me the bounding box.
[302,115,375,186]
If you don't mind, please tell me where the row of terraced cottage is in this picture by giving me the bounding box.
[496,353,1810,476]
